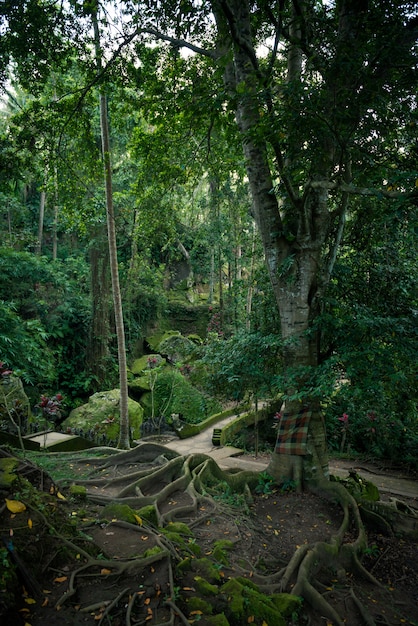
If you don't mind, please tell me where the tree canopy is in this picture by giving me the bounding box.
[0,0,416,471]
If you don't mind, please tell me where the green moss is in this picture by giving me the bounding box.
[100,503,137,524]
[162,531,187,547]
[271,593,303,617]
[221,578,289,626]
[212,540,234,565]
[177,557,192,572]
[234,576,258,591]
[130,354,166,374]
[164,522,191,535]
[69,484,87,499]
[192,557,222,583]
[222,578,244,615]
[128,376,151,393]
[143,546,164,558]
[0,457,18,487]
[63,389,143,441]
[186,596,213,614]
[207,614,230,626]
[146,331,180,352]
[188,542,201,556]
[137,505,159,527]
[194,576,219,596]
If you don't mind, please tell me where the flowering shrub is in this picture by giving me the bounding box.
[207,307,223,337]
[0,361,13,378]
[38,394,63,423]
[180,364,192,376]
[147,356,159,369]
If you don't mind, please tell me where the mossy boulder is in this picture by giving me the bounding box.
[130,354,166,376]
[146,331,181,352]
[1,376,31,427]
[128,376,151,397]
[158,334,195,362]
[62,389,143,442]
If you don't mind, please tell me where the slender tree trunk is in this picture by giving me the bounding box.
[245,224,256,331]
[92,10,130,449]
[36,190,46,255]
[209,247,215,303]
[99,91,130,450]
[52,164,59,260]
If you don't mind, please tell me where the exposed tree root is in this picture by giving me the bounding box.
[35,446,416,625]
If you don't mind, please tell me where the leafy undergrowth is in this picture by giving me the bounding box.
[0,446,417,626]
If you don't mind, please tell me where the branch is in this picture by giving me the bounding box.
[307,180,418,201]
[140,26,219,59]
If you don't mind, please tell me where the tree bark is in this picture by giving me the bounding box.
[92,10,130,449]
[87,231,111,389]
[212,0,330,485]
[36,190,46,256]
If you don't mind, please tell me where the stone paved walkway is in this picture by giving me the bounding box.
[163,414,418,502]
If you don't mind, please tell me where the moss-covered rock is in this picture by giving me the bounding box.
[146,331,181,352]
[62,389,143,442]
[158,334,195,362]
[128,376,151,393]
[130,354,166,375]
[271,593,303,617]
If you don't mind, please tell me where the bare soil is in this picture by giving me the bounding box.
[1,448,417,626]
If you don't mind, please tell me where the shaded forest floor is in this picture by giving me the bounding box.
[1,446,417,626]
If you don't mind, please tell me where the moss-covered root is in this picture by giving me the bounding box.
[54,550,170,609]
[279,479,382,625]
[75,442,180,472]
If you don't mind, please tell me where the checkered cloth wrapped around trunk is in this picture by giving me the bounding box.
[274,408,312,455]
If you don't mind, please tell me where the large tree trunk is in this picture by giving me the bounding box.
[87,230,111,389]
[213,0,330,487]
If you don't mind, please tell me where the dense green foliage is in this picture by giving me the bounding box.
[0,1,416,466]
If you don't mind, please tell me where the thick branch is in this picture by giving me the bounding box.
[308,180,418,201]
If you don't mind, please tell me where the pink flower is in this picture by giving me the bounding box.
[338,413,349,424]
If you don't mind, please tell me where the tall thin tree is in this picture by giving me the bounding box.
[92,6,130,449]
